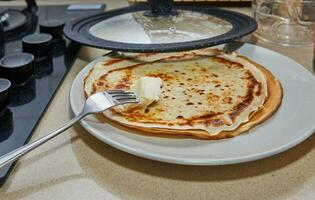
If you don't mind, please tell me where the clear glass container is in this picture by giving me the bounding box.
[252,0,315,46]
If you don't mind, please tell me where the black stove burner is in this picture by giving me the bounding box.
[0,0,37,40]
[0,4,105,186]
[2,9,28,32]
[0,9,37,42]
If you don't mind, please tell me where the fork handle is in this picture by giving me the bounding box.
[0,113,85,169]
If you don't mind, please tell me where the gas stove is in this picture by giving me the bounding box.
[0,1,105,186]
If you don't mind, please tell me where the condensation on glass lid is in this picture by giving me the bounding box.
[89,10,233,44]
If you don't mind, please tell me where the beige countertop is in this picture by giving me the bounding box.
[0,1,315,200]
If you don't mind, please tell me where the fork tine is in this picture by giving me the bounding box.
[104,90,139,105]
[111,91,135,96]
[115,96,138,101]
[107,90,125,94]
[111,93,137,99]
[116,98,140,104]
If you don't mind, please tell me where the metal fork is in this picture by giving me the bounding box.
[0,90,139,168]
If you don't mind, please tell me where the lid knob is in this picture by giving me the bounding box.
[0,78,11,115]
[0,53,34,85]
[22,33,52,58]
[146,0,176,17]
[40,20,65,40]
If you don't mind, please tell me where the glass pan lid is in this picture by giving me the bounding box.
[64,5,257,52]
[89,10,232,44]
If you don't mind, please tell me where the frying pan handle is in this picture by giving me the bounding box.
[25,0,38,13]
[0,22,4,58]
[146,0,177,17]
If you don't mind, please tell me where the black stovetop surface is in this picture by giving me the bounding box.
[0,4,105,186]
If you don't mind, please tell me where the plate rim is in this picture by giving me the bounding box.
[70,43,315,165]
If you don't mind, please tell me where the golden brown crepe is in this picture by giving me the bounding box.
[84,49,282,140]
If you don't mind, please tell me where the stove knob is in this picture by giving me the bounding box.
[40,20,65,39]
[0,53,34,85]
[22,33,52,58]
[0,78,11,115]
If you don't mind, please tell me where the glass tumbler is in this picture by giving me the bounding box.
[252,0,315,46]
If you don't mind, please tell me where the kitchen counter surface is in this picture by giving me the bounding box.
[0,1,314,200]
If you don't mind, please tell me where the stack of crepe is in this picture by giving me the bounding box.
[84,49,282,139]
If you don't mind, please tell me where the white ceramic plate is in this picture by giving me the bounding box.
[70,43,315,165]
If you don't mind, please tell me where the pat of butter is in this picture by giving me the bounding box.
[131,77,162,103]
[115,77,162,112]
